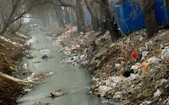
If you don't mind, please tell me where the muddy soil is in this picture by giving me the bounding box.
[0,32,30,105]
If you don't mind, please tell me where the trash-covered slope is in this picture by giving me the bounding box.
[56,27,169,105]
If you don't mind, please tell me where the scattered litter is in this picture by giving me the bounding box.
[147,56,161,64]
[26,72,55,82]
[153,89,161,98]
[41,55,48,59]
[50,89,67,98]
[23,63,28,70]
[55,26,169,104]
[40,49,50,54]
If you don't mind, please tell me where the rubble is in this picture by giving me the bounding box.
[50,89,67,98]
[55,27,169,105]
[41,54,48,59]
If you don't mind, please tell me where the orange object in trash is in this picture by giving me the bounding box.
[132,51,138,60]
[142,62,151,67]
[155,49,162,55]
[142,62,151,72]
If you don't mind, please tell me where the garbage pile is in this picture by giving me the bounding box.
[56,26,98,66]
[56,27,169,104]
[89,30,169,104]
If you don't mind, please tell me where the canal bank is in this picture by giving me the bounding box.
[0,32,31,105]
[54,27,169,105]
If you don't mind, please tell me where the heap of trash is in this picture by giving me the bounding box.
[56,26,98,66]
[55,27,169,105]
[89,30,169,105]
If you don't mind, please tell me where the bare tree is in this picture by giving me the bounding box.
[0,0,53,35]
[88,0,120,42]
[84,0,99,32]
[0,0,29,35]
[140,0,158,38]
[74,0,85,32]
[9,18,22,35]
[40,0,85,32]
[55,6,66,28]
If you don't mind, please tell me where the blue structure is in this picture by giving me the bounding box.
[114,0,145,33]
[112,0,169,34]
[154,0,169,25]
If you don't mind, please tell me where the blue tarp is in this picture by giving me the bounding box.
[112,0,169,34]
[154,0,169,25]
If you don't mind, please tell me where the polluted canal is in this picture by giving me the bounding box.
[17,30,115,105]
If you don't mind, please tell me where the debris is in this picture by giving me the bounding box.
[0,72,30,86]
[142,62,151,72]
[122,69,134,77]
[50,89,67,98]
[23,63,28,69]
[40,49,50,54]
[23,88,32,93]
[140,100,151,105]
[153,89,161,98]
[161,48,169,61]
[141,51,149,59]
[26,55,34,59]
[131,50,138,60]
[98,85,112,97]
[26,72,55,82]
[147,56,161,64]
[55,26,169,104]
[41,54,48,59]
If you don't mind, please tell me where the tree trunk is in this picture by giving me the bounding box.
[140,0,158,38]
[100,21,106,34]
[167,0,169,9]
[0,72,30,86]
[91,15,99,32]
[0,23,10,35]
[64,8,71,25]
[9,19,22,35]
[84,0,99,32]
[102,0,119,42]
[75,0,85,33]
[70,8,76,25]
[55,7,65,28]
[48,10,53,26]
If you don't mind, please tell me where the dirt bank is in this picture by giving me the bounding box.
[0,32,30,105]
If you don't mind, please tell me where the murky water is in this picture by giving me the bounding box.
[17,31,116,105]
